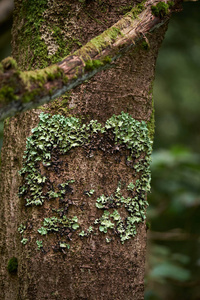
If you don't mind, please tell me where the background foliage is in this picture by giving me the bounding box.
[145,2,200,299]
[0,1,199,299]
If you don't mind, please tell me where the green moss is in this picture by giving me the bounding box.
[141,41,150,51]
[20,65,64,87]
[22,88,42,104]
[102,56,112,64]
[168,1,175,8]
[148,108,155,142]
[17,0,77,69]
[1,57,18,70]
[118,4,133,15]
[4,117,10,127]
[124,1,146,19]
[77,1,146,63]
[85,56,112,72]
[16,1,80,68]
[76,26,123,58]
[0,86,18,103]
[85,59,104,71]
[107,27,122,40]
[151,2,170,18]
[50,25,82,65]
[7,257,18,274]
[146,221,151,230]
[17,0,49,69]
[19,65,68,103]
[131,2,145,18]
[47,92,71,114]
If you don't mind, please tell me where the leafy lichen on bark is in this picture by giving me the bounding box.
[18,112,152,251]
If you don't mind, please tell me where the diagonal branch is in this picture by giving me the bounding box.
[0,0,180,121]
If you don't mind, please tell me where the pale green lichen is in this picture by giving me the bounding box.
[18,224,26,234]
[59,242,70,249]
[21,238,28,245]
[127,182,135,191]
[36,240,43,250]
[18,224,28,244]
[18,112,152,250]
[37,215,79,235]
[79,226,94,237]
[94,182,149,243]
[84,189,95,197]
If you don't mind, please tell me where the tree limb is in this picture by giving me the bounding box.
[0,0,180,121]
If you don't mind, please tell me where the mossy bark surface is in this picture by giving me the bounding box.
[0,0,168,299]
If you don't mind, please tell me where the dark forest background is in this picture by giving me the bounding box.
[0,1,199,299]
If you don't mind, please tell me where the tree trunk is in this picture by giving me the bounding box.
[0,1,168,299]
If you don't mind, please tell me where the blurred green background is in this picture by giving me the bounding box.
[145,1,200,299]
[0,1,199,299]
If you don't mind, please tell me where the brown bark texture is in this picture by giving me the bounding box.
[0,0,168,299]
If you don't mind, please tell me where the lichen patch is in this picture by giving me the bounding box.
[40,25,59,56]
[18,112,152,253]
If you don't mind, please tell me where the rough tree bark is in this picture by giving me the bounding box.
[0,0,176,299]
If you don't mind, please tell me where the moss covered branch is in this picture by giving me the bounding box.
[0,0,179,121]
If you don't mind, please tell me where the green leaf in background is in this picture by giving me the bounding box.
[150,262,191,283]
